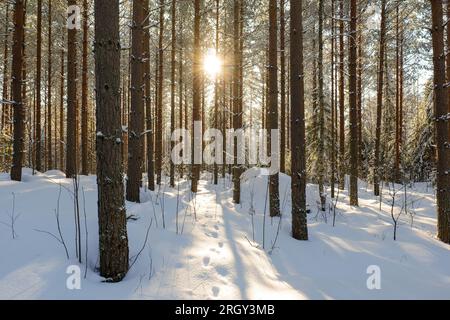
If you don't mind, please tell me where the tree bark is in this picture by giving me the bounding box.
[374,0,386,197]
[430,0,450,244]
[10,0,25,181]
[46,1,53,170]
[268,0,280,216]
[94,0,129,281]
[170,0,176,188]
[178,8,184,179]
[126,0,145,202]
[349,0,358,206]
[317,0,326,211]
[1,2,10,135]
[59,35,65,171]
[331,0,336,199]
[290,0,307,240]
[143,0,154,191]
[232,0,244,203]
[280,0,286,174]
[191,0,201,193]
[66,0,78,178]
[213,0,220,185]
[338,0,345,190]
[81,0,89,175]
[156,0,164,186]
[36,0,43,172]
[448,0,450,143]
[357,21,363,177]
[394,1,403,182]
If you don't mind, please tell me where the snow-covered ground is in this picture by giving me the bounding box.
[0,168,449,300]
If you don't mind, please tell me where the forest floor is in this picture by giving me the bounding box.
[0,168,449,299]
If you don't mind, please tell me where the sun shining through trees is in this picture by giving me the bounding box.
[203,48,222,78]
[2,0,450,301]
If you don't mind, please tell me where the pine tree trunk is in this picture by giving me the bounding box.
[349,0,358,206]
[191,0,201,193]
[268,0,280,216]
[59,37,65,171]
[317,0,326,211]
[214,0,220,185]
[156,0,164,186]
[126,0,145,202]
[374,0,386,197]
[66,0,78,178]
[448,0,450,143]
[262,49,267,130]
[394,2,402,182]
[430,0,450,244]
[46,1,53,170]
[178,9,184,180]
[143,0,154,191]
[290,0,308,240]
[81,0,89,175]
[94,0,129,281]
[232,0,240,202]
[1,2,10,135]
[36,0,42,172]
[280,0,286,174]
[357,24,363,177]
[338,0,345,190]
[10,0,25,181]
[170,0,176,188]
[331,0,336,199]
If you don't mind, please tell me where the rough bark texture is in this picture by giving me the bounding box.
[156,0,164,186]
[331,0,336,199]
[170,0,176,188]
[94,0,129,282]
[59,37,65,171]
[10,0,25,181]
[357,24,363,176]
[126,0,145,203]
[317,0,326,211]
[395,2,403,182]
[232,0,242,203]
[280,0,286,174]
[213,0,220,185]
[268,0,280,217]
[430,0,450,244]
[36,0,42,172]
[81,0,89,175]
[448,0,450,143]
[1,2,9,134]
[338,0,345,190]
[178,9,184,180]
[290,0,308,240]
[47,1,53,170]
[349,0,358,206]
[191,0,201,193]
[374,0,386,197]
[66,0,78,178]
[144,0,154,191]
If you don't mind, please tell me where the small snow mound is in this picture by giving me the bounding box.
[44,170,66,178]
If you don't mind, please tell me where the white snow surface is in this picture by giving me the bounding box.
[0,168,449,300]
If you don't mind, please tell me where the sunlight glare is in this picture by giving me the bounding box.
[203,49,222,78]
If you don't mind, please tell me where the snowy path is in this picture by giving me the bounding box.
[136,180,305,299]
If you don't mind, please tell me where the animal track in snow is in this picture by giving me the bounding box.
[215,266,229,277]
[212,286,220,297]
[205,231,219,239]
